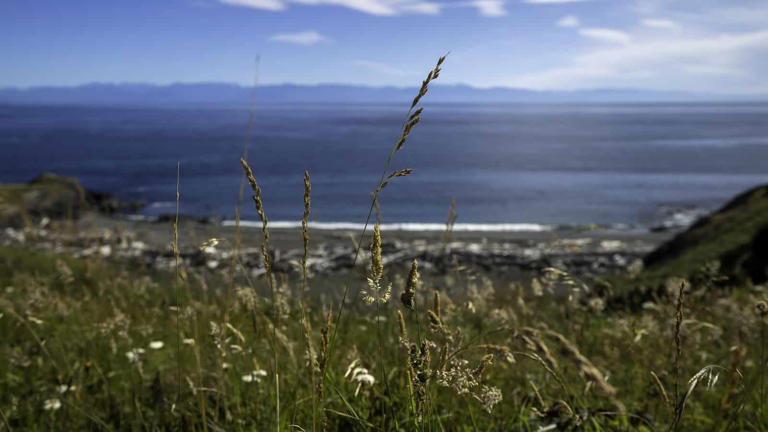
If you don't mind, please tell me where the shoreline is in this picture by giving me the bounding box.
[2,210,676,279]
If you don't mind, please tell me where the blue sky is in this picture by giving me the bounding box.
[1,0,767,93]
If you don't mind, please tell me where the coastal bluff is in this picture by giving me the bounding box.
[644,184,768,284]
[0,173,140,227]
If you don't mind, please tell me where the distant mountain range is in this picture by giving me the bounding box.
[0,82,761,106]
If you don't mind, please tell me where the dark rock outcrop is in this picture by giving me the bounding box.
[0,173,142,227]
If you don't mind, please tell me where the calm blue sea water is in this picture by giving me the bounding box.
[1,102,768,230]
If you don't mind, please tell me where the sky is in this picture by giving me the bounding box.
[1,0,767,94]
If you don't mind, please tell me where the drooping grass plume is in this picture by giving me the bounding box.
[651,370,673,416]
[670,365,729,431]
[545,330,617,398]
[475,345,515,365]
[518,328,559,372]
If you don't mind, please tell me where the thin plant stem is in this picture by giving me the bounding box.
[761,317,765,422]
[172,162,184,417]
[0,405,10,432]
[673,281,685,431]
[227,56,261,322]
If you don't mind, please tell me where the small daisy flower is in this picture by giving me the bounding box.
[43,398,62,411]
[345,361,375,396]
[56,384,76,394]
[149,341,164,350]
[125,348,145,363]
[241,369,268,383]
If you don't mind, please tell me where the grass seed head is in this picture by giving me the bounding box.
[401,260,419,310]
[370,224,383,282]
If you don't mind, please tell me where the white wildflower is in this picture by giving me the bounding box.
[472,385,503,413]
[56,384,76,394]
[149,341,164,350]
[353,372,375,396]
[43,398,62,411]
[354,372,375,386]
[99,245,112,257]
[351,367,369,379]
[241,374,255,383]
[182,338,195,345]
[344,359,360,378]
[242,369,268,383]
[345,362,375,396]
[199,238,221,251]
[125,348,145,363]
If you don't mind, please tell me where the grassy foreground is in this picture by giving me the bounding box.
[2,56,768,431]
[1,237,768,431]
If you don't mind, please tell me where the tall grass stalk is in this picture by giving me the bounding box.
[172,162,183,410]
[228,56,261,321]
[299,170,316,431]
[442,198,457,249]
[672,280,685,431]
[0,405,10,431]
[240,157,281,432]
[325,54,446,389]
[758,301,767,422]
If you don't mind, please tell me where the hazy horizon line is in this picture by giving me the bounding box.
[1,80,759,97]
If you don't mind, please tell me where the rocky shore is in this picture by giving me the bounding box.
[0,173,679,280]
[1,211,670,279]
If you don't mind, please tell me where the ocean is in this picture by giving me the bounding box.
[1,102,768,232]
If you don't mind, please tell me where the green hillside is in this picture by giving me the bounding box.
[643,184,768,285]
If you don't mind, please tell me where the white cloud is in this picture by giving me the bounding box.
[220,0,285,11]
[269,30,329,45]
[352,60,412,76]
[523,0,589,4]
[635,1,768,27]
[472,0,506,16]
[556,15,580,27]
[219,0,489,15]
[641,18,679,29]
[578,28,631,44]
[511,30,768,93]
